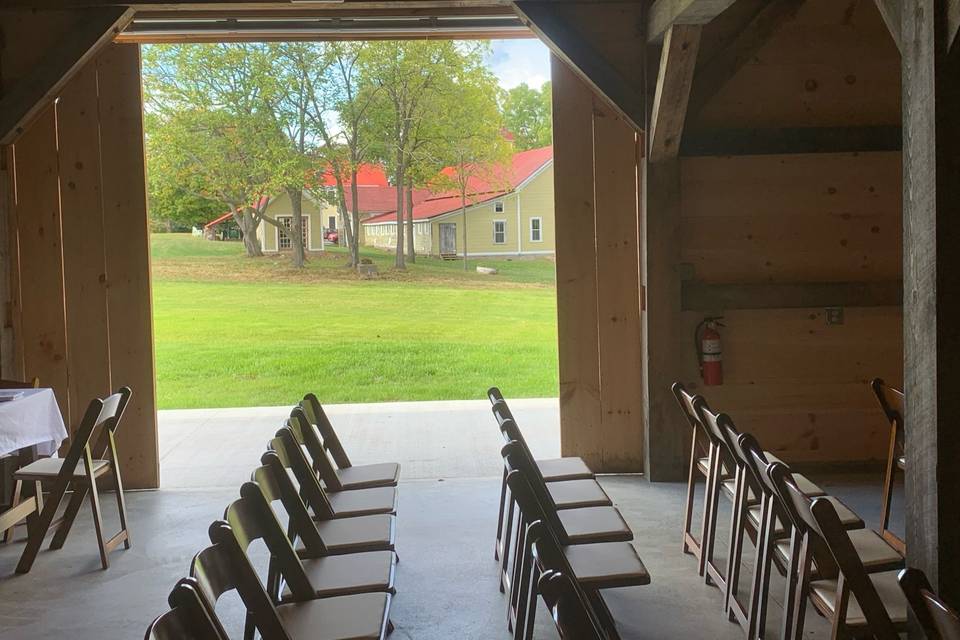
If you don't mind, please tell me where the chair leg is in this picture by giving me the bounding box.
[496,467,508,561]
[725,468,747,618]
[2,479,22,543]
[15,478,70,574]
[500,495,516,593]
[86,476,109,570]
[521,562,539,640]
[699,443,719,578]
[703,448,724,586]
[682,435,699,555]
[508,515,528,631]
[34,481,44,513]
[111,464,131,550]
[785,537,811,640]
[751,499,777,640]
[49,486,88,550]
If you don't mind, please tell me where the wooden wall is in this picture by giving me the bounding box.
[675,0,902,464]
[0,27,159,488]
[552,56,645,472]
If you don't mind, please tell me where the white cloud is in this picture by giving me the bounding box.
[487,39,551,91]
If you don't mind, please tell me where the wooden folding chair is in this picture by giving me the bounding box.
[489,388,595,562]
[899,568,960,640]
[299,395,400,488]
[506,464,648,640]
[671,382,715,566]
[870,378,906,554]
[12,387,132,573]
[768,463,903,640]
[536,570,607,640]
[144,578,227,640]
[192,524,392,640]
[266,431,397,556]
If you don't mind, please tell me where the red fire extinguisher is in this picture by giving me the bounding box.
[696,317,724,386]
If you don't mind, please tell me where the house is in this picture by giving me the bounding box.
[361,146,554,257]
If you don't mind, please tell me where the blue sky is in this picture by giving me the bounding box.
[487,39,551,90]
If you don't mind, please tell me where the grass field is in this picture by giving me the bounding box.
[151,234,559,408]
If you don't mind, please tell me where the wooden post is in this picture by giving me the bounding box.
[0,148,15,378]
[902,0,960,606]
[552,55,603,468]
[96,43,159,490]
[58,60,112,432]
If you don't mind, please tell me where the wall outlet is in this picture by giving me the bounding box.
[825,307,844,325]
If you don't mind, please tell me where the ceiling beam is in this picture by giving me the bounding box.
[648,24,701,162]
[0,7,135,145]
[872,0,901,51]
[685,0,802,124]
[1,1,512,8]
[514,1,644,130]
[646,0,737,43]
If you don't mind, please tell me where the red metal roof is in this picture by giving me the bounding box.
[362,145,552,225]
[317,164,389,188]
[204,196,270,229]
[341,186,431,216]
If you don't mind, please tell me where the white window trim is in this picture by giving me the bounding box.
[493,219,507,245]
[529,216,543,243]
[276,215,312,251]
[494,200,504,213]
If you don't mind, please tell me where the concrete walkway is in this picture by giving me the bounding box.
[159,398,560,489]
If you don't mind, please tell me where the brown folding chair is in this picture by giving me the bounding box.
[537,570,607,640]
[506,463,648,640]
[12,387,132,573]
[144,578,227,640]
[769,463,903,640]
[266,430,396,556]
[899,568,960,640]
[299,394,400,488]
[489,388,595,562]
[671,382,715,567]
[870,378,905,554]
[193,524,392,640]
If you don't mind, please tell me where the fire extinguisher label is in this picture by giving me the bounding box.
[702,338,722,361]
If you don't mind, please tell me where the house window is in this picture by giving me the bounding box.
[495,201,504,213]
[328,215,337,230]
[530,217,543,243]
[277,216,309,250]
[493,220,506,244]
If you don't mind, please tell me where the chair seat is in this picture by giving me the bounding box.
[15,457,110,481]
[536,457,594,482]
[776,528,902,572]
[564,541,650,589]
[301,515,396,556]
[329,487,397,517]
[334,463,400,491]
[558,506,633,544]
[275,592,391,640]
[548,479,611,510]
[809,570,907,627]
[282,550,396,600]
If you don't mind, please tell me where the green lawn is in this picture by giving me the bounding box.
[151,234,559,408]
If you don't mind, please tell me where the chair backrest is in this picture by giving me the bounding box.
[251,452,326,553]
[810,497,900,639]
[537,571,607,640]
[870,378,905,450]
[499,417,547,483]
[487,386,505,406]
[503,442,565,540]
[693,398,732,450]
[670,382,710,444]
[60,388,131,476]
[144,578,226,640]
[300,393,351,469]
[222,481,315,601]
[193,522,291,640]
[491,398,515,428]
[899,568,960,640]
[287,408,345,492]
[0,377,39,389]
[269,426,337,521]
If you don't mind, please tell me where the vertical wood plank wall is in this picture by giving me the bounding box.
[1,37,159,488]
[552,56,644,472]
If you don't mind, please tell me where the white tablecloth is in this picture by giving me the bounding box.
[0,388,68,458]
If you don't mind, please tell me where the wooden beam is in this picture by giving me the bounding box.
[873,0,901,51]
[514,1,645,130]
[96,44,159,490]
[649,24,701,163]
[902,0,960,607]
[681,280,903,312]
[646,0,736,43]
[681,125,903,156]
[685,0,802,124]
[551,55,603,469]
[0,151,14,378]
[0,7,134,145]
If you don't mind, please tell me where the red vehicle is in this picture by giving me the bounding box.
[324,229,339,244]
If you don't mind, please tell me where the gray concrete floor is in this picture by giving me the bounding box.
[0,398,905,639]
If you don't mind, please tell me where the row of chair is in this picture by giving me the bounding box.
[489,388,650,639]
[145,393,402,640]
[673,380,958,639]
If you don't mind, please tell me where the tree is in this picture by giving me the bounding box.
[142,43,287,257]
[501,81,553,151]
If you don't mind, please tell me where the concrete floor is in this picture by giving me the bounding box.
[0,399,904,639]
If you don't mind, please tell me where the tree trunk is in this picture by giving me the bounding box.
[461,190,468,271]
[333,177,355,265]
[288,187,305,268]
[350,169,362,268]
[394,158,406,270]
[405,178,416,263]
[238,208,264,257]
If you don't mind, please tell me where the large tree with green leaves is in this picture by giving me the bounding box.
[501,81,553,151]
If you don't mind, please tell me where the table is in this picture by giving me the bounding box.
[0,388,68,459]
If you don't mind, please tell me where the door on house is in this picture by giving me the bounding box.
[277,216,309,250]
[439,223,457,255]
